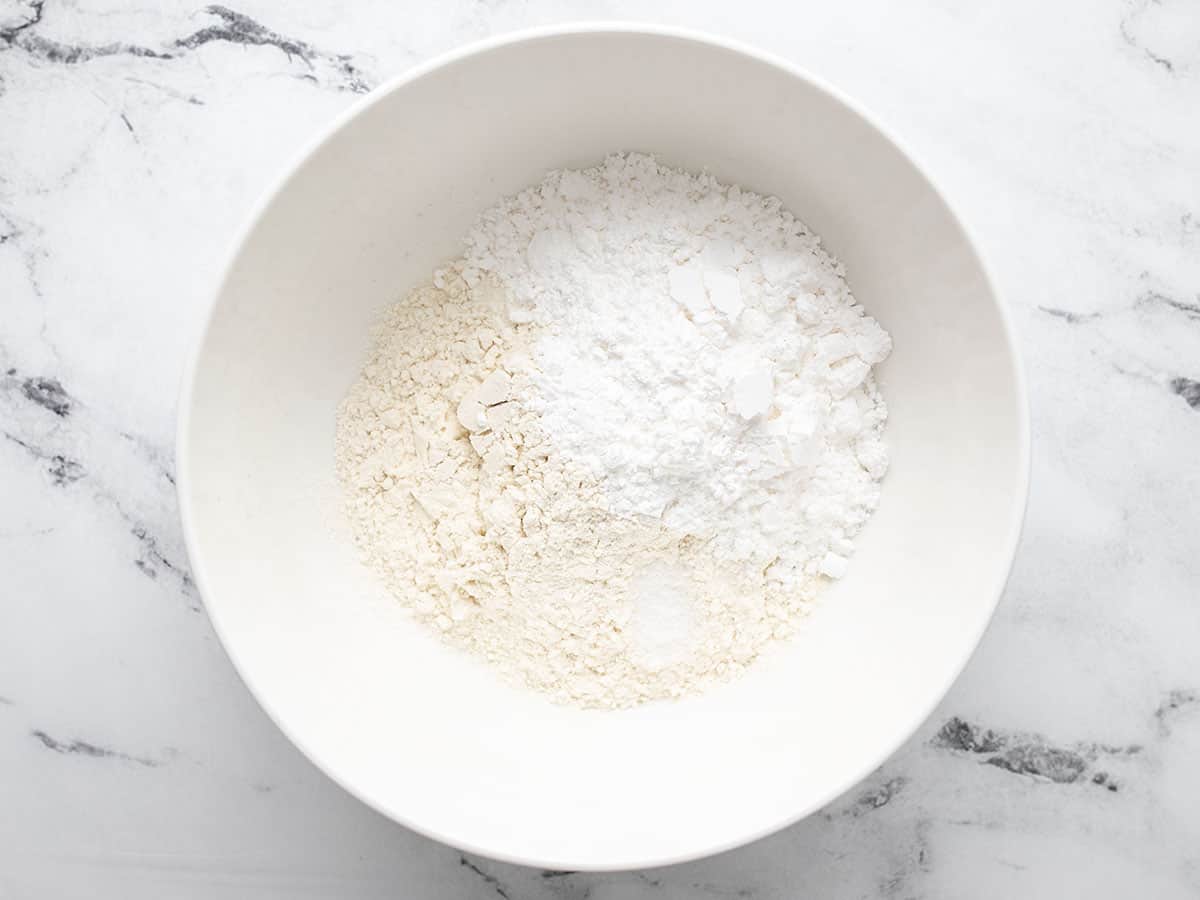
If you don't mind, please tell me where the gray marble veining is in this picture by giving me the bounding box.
[2,0,1199,896]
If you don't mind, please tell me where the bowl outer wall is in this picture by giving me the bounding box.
[176,23,1031,871]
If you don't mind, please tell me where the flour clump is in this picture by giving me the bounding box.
[335,153,891,708]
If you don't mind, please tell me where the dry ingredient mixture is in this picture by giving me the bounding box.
[336,154,892,708]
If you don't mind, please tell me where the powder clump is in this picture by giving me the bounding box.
[335,154,891,708]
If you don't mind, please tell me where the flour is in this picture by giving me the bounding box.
[335,154,891,708]
[335,267,791,707]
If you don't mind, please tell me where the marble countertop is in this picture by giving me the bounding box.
[2,0,1198,896]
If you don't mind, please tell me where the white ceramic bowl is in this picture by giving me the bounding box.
[178,25,1029,870]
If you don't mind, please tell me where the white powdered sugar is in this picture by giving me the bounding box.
[336,154,891,708]
[465,154,891,589]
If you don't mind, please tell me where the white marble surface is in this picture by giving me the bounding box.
[2,0,1199,895]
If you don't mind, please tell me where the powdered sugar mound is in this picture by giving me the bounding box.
[465,153,891,588]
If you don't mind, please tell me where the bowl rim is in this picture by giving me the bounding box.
[176,21,1032,872]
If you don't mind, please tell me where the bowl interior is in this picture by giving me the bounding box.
[181,29,1026,869]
